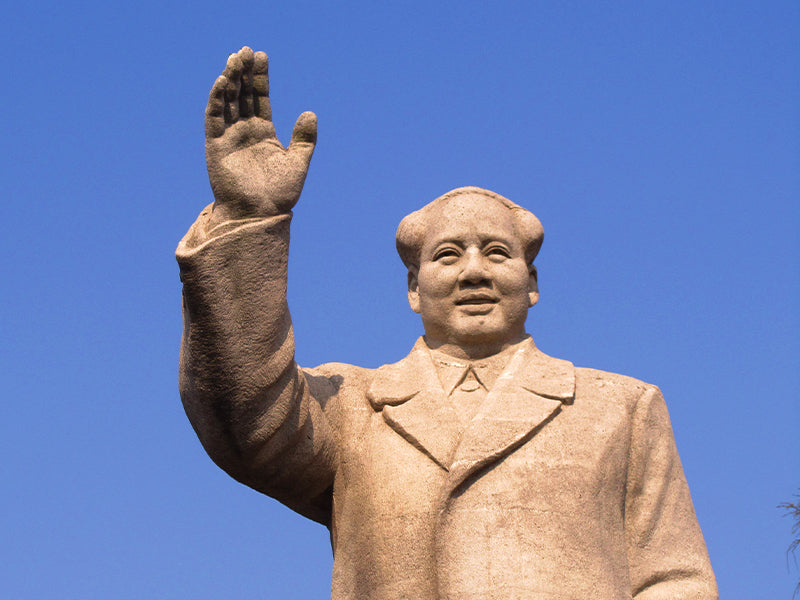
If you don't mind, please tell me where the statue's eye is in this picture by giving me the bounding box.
[433,247,460,262]
[486,246,511,260]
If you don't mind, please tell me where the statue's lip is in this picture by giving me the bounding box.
[455,293,499,305]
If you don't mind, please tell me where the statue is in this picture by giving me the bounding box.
[177,47,717,600]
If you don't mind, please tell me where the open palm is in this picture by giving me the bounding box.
[205,47,317,224]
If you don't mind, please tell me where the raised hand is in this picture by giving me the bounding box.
[205,47,317,226]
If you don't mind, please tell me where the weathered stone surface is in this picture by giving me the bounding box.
[177,47,717,599]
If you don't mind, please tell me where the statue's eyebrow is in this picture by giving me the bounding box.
[480,236,514,247]
[430,237,465,248]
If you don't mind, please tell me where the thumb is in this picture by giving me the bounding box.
[288,111,317,163]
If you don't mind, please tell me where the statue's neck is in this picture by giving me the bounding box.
[422,333,529,361]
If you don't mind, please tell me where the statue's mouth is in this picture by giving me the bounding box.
[455,293,499,306]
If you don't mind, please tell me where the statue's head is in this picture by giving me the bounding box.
[396,187,544,357]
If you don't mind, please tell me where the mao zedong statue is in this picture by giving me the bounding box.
[176,47,717,600]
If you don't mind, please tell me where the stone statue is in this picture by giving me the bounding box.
[177,47,718,599]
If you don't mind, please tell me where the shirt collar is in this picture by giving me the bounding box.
[428,339,527,394]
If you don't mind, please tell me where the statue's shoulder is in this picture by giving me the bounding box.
[303,343,426,410]
[574,365,654,390]
[571,365,661,413]
[303,361,394,427]
[304,361,375,390]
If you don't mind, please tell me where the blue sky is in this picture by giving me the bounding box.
[2,1,798,598]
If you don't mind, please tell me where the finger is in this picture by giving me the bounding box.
[238,47,255,118]
[252,51,272,122]
[222,53,243,123]
[288,111,317,163]
[239,45,254,68]
[205,76,227,138]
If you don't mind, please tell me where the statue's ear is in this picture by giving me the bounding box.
[407,268,421,314]
[528,265,539,307]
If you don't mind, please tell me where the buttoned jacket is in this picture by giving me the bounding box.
[177,209,717,600]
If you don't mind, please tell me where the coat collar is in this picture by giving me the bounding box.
[367,337,575,491]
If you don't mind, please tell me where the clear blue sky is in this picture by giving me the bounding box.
[2,1,797,598]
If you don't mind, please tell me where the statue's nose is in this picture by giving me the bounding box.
[458,250,490,285]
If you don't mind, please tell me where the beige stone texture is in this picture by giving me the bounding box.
[177,47,718,599]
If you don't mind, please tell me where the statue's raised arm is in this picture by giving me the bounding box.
[176,48,336,525]
[205,46,317,228]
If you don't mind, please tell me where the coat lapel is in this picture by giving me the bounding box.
[367,337,575,487]
[367,339,462,470]
[444,338,575,496]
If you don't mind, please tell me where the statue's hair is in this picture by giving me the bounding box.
[395,186,544,269]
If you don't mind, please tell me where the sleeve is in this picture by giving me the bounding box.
[625,385,718,599]
[176,205,338,525]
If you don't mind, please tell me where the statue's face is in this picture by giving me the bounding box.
[408,194,538,355]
